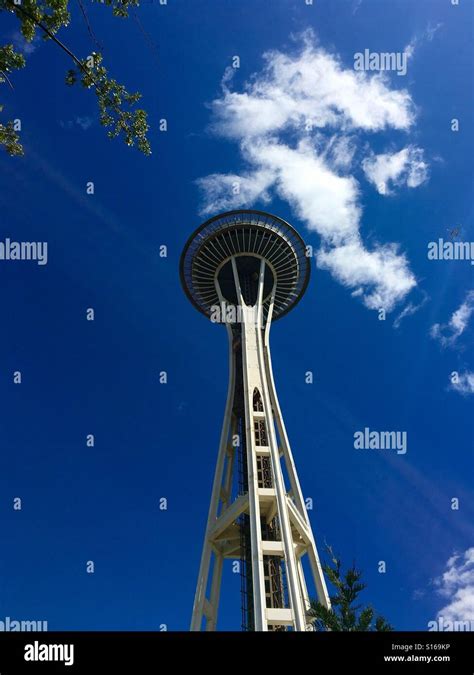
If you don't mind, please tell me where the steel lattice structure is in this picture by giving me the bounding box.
[180,209,331,631]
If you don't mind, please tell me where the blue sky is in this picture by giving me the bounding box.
[0,0,473,631]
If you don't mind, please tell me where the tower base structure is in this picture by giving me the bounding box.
[180,211,331,631]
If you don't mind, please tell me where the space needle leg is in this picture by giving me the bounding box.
[263,304,331,611]
[190,319,235,631]
[231,257,268,631]
[254,266,307,631]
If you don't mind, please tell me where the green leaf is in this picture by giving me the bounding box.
[92,0,140,18]
[0,120,24,156]
[0,0,151,155]
[65,51,151,155]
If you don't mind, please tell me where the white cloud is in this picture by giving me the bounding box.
[212,32,415,140]
[393,291,429,328]
[198,30,424,312]
[325,135,357,170]
[431,291,474,347]
[247,139,362,245]
[197,168,274,215]
[317,241,415,310]
[362,146,428,195]
[11,31,40,56]
[405,23,443,60]
[450,371,474,396]
[59,116,95,132]
[76,116,94,131]
[435,548,474,622]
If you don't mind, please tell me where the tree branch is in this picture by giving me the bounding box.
[5,0,93,76]
[0,69,14,89]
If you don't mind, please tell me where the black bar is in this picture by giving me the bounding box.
[0,631,472,673]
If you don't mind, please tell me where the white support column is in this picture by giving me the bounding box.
[190,288,236,631]
[263,299,331,612]
[297,555,312,618]
[231,256,268,632]
[206,551,224,631]
[254,267,307,631]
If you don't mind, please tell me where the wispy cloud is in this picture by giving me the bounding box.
[450,371,474,396]
[76,116,94,131]
[210,39,415,139]
[198,30,423,312]
[431,291,474,347]
[405,22,443,60]
[393,291,429,328]
[10,31,40,56]
[434,548,474,622]
[59,116,94,131]
[362,146,429,195]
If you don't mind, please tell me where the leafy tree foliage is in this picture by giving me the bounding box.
[66,52,150,154]
[0,0,150,156]
[92,0,139,19]
[309,545,393,631]
[0,44,26,155]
